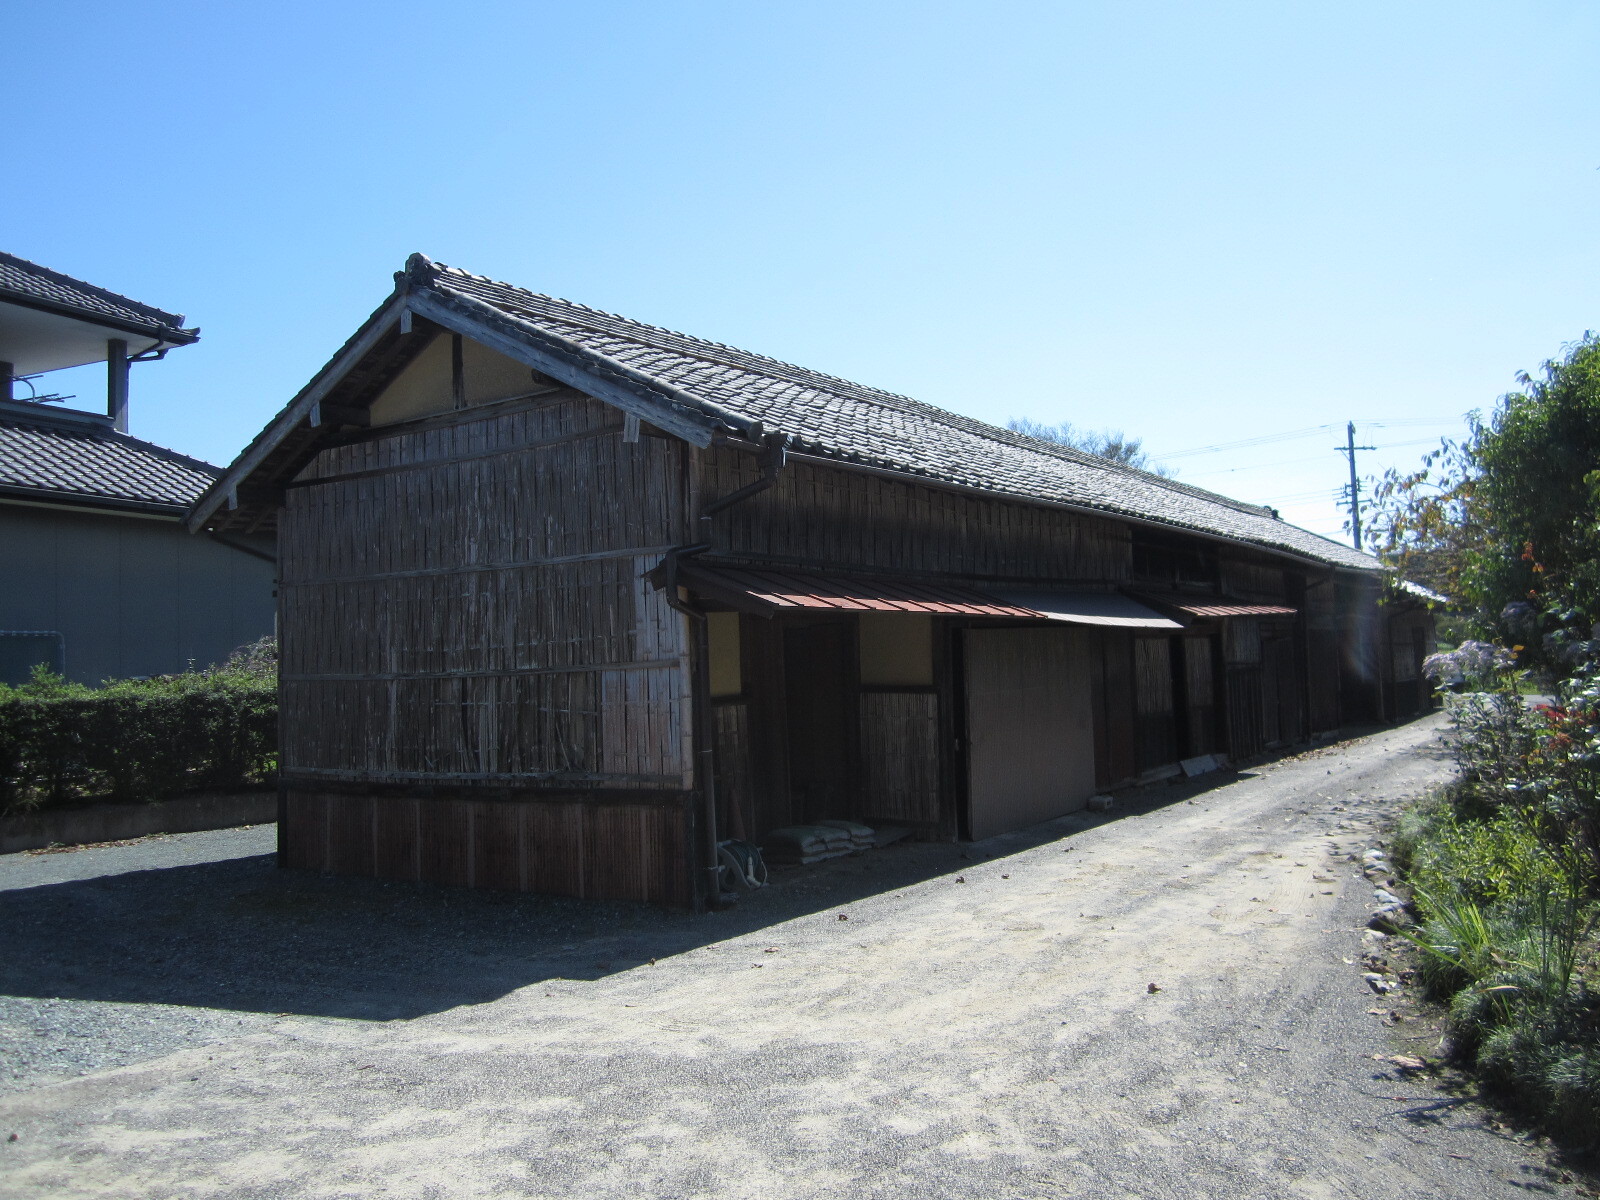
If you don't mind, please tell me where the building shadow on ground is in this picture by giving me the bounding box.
[1,723,1430,1022]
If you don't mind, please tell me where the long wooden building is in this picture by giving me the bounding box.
[191,254,1404,908]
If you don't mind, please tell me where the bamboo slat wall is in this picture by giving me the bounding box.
[277,391,698,904]
[280,394,692,788]
[1134,637,1177,771]
[1226,665,1266,759]
[1182,637,1217,756]
[712,702,755,838]
[700,447,1131,581]
[858,692,941,824]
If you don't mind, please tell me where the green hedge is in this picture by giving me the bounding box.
[0,639,277,813]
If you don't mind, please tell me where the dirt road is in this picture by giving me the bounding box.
[0,717,1578,1198]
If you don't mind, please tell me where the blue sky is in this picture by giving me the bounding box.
[9,1,1597,543]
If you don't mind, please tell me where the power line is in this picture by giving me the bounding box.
[1176,438,1442,479]
[1153,417,1463,461]
[1156,424,1335,461]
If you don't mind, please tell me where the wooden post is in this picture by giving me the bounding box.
[450,333,465,410]
[0,362,12,404]
[107,339,130,432]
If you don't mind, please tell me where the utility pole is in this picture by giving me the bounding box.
[1337,421,1376,550]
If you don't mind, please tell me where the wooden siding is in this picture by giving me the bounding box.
[1221,558,1288,603]
[859,692,941,825]
[700,447,1131,582]
[1307,629,1342,734]
[281,790,691,905]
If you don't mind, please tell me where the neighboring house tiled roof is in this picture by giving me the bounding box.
[0,251,197,342]
[423,260,1380,571]
[0,406,219,513]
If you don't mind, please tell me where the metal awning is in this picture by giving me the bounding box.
[678,564,1039,617]
[1135,592,1298,619]
[984,589,1183,630]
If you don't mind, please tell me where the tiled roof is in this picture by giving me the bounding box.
[0,407,219,512]
[421,259,1380,572]
[0,252,197,341]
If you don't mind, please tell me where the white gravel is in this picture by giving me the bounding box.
[0,717,1585,1199]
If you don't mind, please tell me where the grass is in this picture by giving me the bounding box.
[1393,781,1600,1147]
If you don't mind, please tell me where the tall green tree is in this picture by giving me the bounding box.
[1369,332,1600,664]
[1471,332,1600,634]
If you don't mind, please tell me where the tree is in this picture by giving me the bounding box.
[1006,418,1171,475]
[1366,435,1482,607]
[1368,332,1600,667]
[1470,332,1600,636]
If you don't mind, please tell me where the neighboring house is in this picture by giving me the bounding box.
[0,252,276,685]
[191,253,1419,907]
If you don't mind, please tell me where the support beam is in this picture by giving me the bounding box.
[0,362,11,404]
[450,332,465,410]
[107,339,130,432]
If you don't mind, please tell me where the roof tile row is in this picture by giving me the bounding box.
[425,261,1379,572]
[0,410,219,510]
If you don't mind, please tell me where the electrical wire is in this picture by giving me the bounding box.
[1153,417,1463,461]
[1174,438,1442,479]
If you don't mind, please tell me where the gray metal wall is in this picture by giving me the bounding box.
[0,503,276,685]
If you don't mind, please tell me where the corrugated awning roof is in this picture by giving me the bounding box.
[984,589,1183,630]
[678,564,1039,617]
[1136,593,1297,619]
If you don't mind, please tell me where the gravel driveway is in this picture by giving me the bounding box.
[0,717,1587,1198]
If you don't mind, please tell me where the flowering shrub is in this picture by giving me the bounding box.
[0,639,278,813]
[1397,631,1599,1141]
[1422,640,1516,691]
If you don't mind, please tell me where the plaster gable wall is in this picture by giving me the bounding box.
[366,333,543,426]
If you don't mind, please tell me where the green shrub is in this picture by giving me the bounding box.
[1395,680,1600,1145]
[0,638,278,812]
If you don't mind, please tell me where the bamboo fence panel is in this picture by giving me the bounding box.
[858,692,941,823]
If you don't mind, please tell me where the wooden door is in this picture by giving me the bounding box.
[963,628,1094,840]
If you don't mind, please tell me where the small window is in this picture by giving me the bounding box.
[0,631,65,686]
[858,613,934,687]
[707,612,742,698]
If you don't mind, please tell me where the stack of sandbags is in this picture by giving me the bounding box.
[816,819,875,851]
[761,824,856,865]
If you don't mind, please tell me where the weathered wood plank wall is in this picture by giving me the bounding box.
[282,790,689,904]
[700,448,1131,581]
